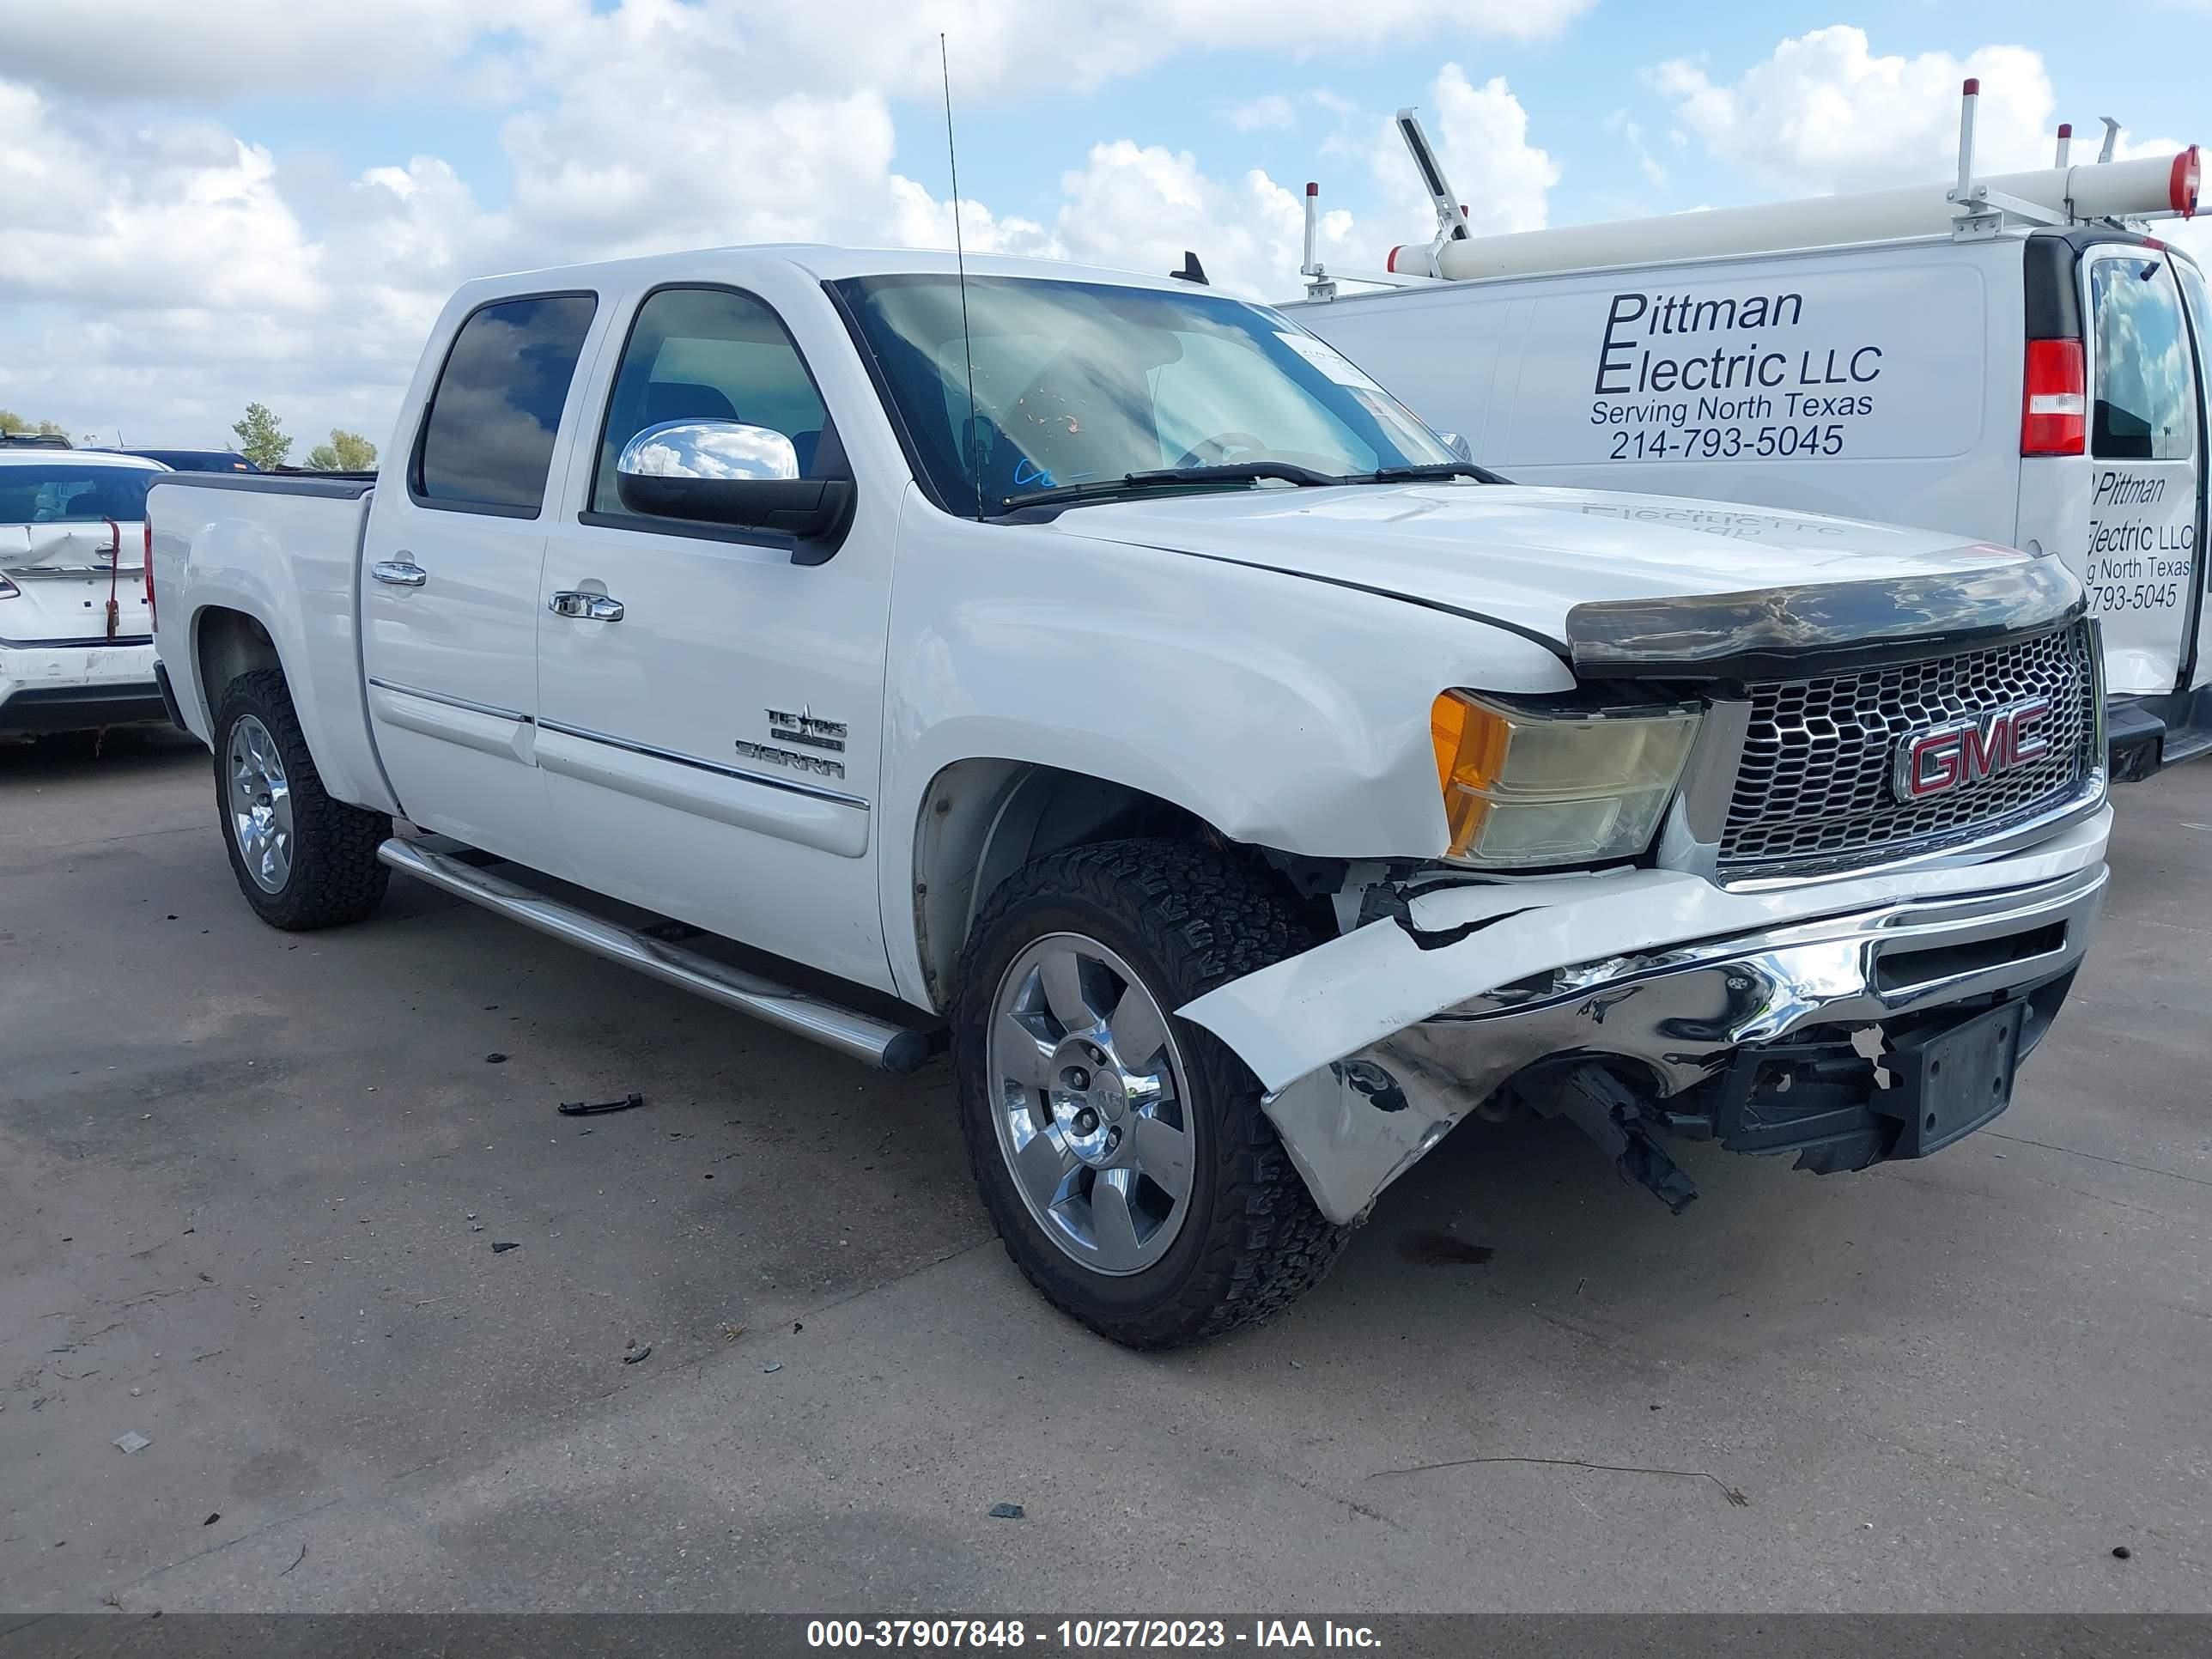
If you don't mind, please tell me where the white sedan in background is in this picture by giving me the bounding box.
[1,447,169,737]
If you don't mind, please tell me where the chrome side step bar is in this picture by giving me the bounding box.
[377,838,936,1074]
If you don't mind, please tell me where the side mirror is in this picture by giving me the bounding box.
[1434,429,1474,464]
[615,420,854,542]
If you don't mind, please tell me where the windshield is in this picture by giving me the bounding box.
[832,274,1456,511]
[0,464,158,526]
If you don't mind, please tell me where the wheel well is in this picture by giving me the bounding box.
[911,761,1213,1011]
[194,607,283,719]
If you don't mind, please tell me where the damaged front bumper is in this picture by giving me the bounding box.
[1180,810,2110,1224]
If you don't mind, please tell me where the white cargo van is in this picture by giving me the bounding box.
[1291,95,2209,771]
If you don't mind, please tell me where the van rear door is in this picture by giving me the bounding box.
[2071,244,2201,698]
[2172,253,2212,703]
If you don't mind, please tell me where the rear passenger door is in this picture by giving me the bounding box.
[362,290,601,873]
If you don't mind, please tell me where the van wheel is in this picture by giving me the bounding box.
[953,839,1350,1348]
[212,669,390,931]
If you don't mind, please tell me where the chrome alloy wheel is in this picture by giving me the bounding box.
[988,932,1198,1276]
[225,714,294,893]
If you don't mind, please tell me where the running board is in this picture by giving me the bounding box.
[377,839,937,1074]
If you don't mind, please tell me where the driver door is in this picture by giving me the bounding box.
[533,283,897,993]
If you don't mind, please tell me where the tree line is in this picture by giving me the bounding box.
[232,404,378,472]
[2,405,377,474]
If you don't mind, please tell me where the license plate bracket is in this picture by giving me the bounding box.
[1878,1000,2027,1158]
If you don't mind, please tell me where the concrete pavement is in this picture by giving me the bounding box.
[3,728,2209,1613]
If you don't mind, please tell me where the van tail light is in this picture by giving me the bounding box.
[2021,338,2086,456]
[143,514,156,629]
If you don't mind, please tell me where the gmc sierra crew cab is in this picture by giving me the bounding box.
[149,246,2112,1347]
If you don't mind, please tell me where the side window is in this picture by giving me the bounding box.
[414,294,598,514]
[2089,258,2196,461]
[592,287,830,517]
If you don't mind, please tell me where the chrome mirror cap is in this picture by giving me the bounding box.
[616,420,799,483]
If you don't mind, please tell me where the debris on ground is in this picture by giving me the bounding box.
[988,1503,1025,1519]
[558,1092,645,1117]
[491,1242,520,1254]
[2113,1547,2133,1560]
[622,1344,653,1365]
[720,1322,747,1342]
[484,1053,507,1064]
[762,1362,782,1374]
[1396,1230,1496,1266]
[112,1431,150,1455]
[203,1514,220,1527]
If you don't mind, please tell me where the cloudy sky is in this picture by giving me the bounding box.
[3,0,2204,452]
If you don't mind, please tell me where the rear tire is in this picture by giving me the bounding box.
[212,669,390,931]
[953,838,1350,1348]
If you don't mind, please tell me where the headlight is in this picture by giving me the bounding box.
[1429,690,1698,867]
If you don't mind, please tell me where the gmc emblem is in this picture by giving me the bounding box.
[1892,696,2055,802]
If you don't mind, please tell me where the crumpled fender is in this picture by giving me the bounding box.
[1176,808,2112,1223]
[1180,810,2109,1096]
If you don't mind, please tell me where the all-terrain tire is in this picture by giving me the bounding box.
[953,838,1352,1348]
[212,669,390,930]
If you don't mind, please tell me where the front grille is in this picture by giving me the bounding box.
[1718,623,2096,875]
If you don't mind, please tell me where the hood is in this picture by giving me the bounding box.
[1042,483,2043,649]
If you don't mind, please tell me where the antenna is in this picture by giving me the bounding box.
[939,33,983,520]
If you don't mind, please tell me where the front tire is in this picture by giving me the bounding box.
[953,839,1350,1348]
[212,669,390,930]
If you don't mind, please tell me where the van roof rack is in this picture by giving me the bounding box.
[1303,81,2199,299]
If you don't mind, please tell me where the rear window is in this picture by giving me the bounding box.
[0,464,156,526]
[413,293,598,514]
[2090,256,2196,460]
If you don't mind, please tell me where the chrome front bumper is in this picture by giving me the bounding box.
[1214,859,2107,1225]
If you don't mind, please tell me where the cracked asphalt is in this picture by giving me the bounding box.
[3,728,2209,1613]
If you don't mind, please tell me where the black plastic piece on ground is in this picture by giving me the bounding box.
[1547,1064,1698,1214]
[557,1092,646,1117]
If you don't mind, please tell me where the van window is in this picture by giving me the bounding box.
[2089,258,2195,460]
[414,294,598,514]
[592,287,830,518]
[2177,258,2211,429]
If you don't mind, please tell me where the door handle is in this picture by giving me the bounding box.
[549,590,624,622]
[370,559,427,587]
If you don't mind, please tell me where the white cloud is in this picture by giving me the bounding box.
[1223,95,1297,132]
[1054,141,1355,297]
[0,0,1595,442]
[1605,110,1667,188]
[0,82,323,314]
[0,0,1590,106]
[1367,64,1558,240]
[1650,27,2056,194]
[0,0,544,100]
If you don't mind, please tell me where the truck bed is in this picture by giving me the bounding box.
[148,470,398,815]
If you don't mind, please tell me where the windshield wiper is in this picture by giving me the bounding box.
[1354,461,1510,485]
[999,461,1339,513]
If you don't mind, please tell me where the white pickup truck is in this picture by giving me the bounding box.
[150,246,2113,1346]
